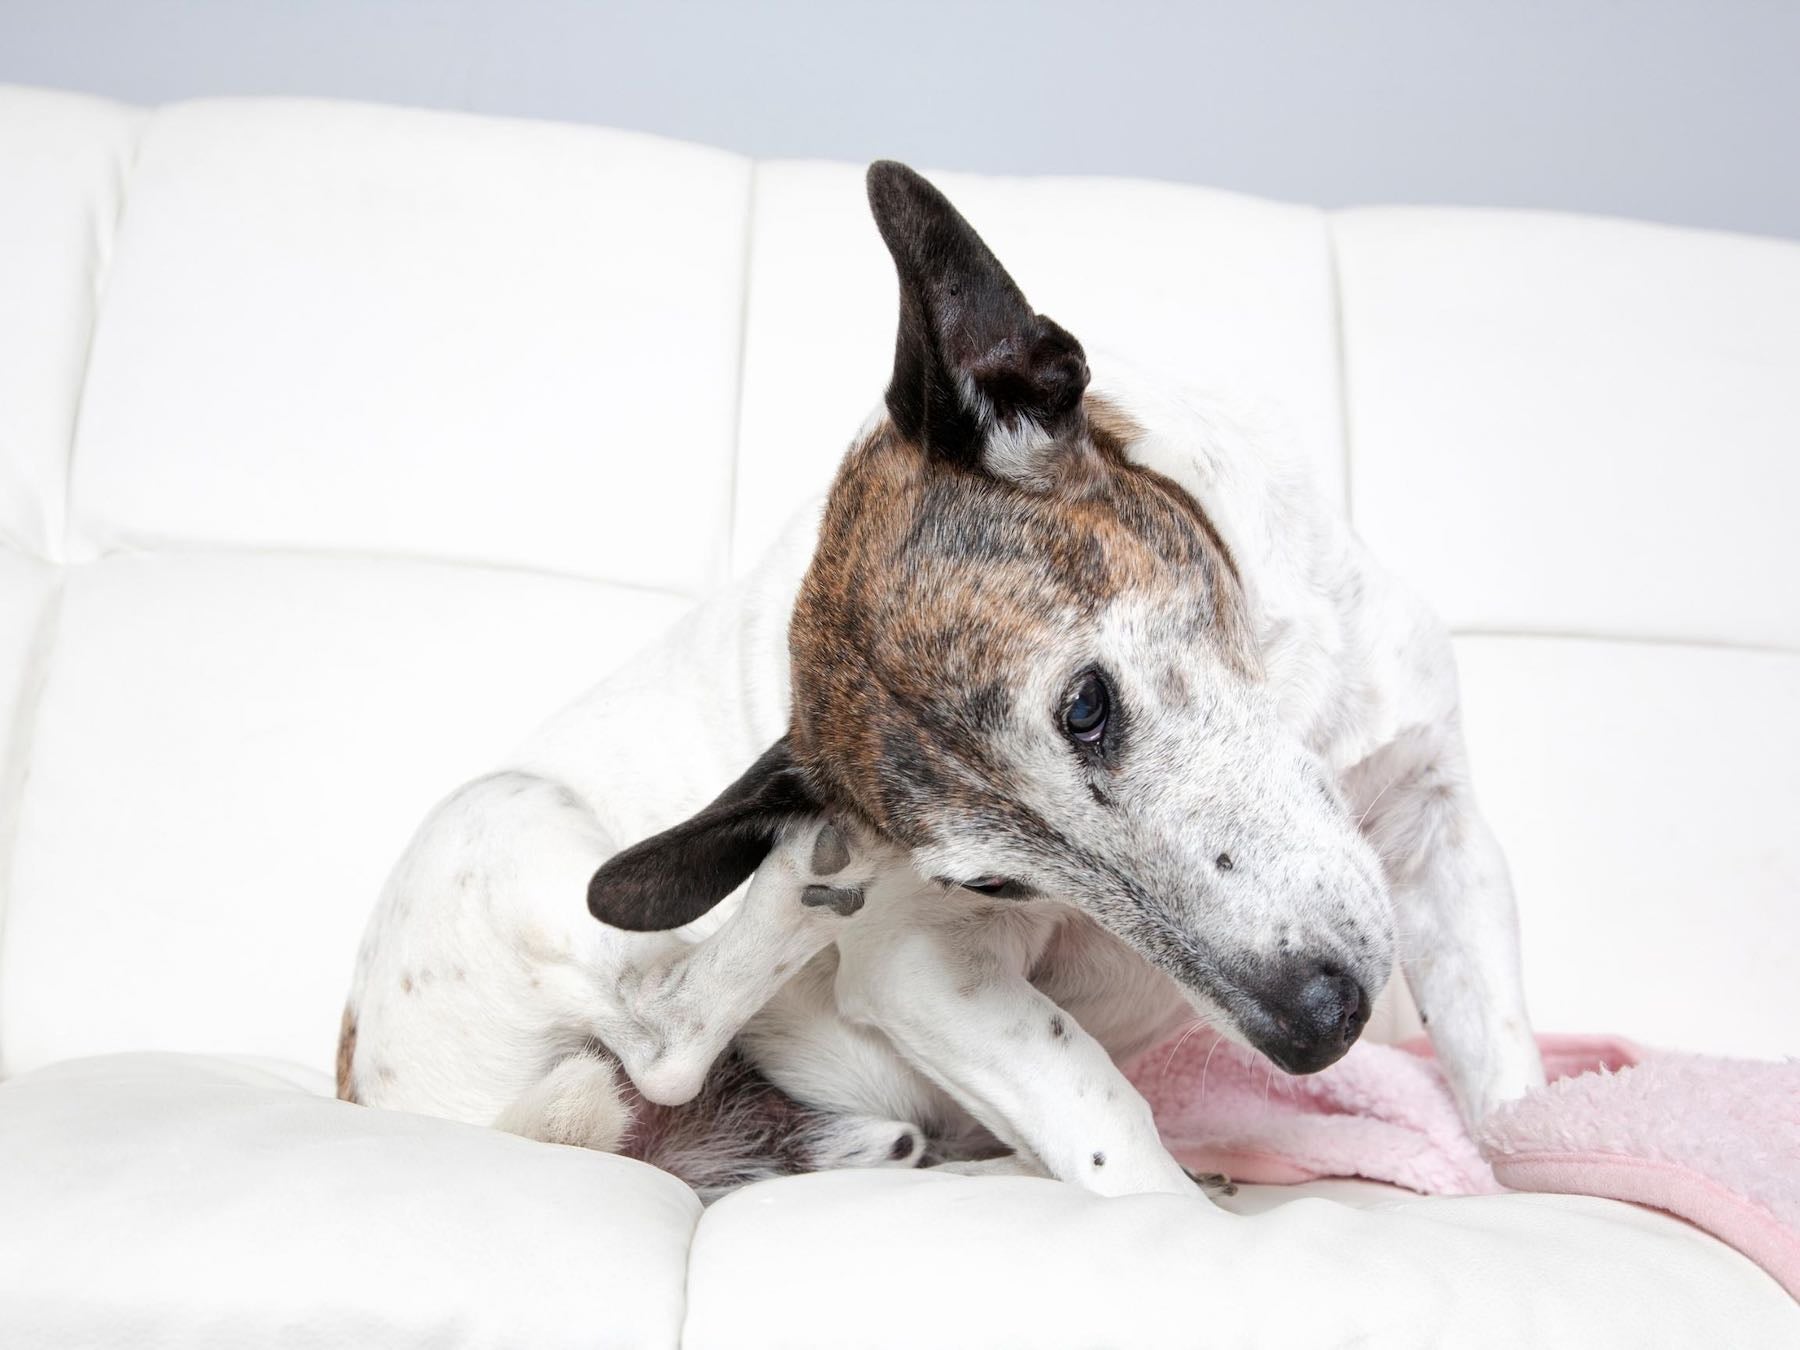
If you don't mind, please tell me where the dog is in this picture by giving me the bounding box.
[340,162,1545,1200]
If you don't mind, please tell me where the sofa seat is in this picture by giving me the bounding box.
[1,1054,1792,1348]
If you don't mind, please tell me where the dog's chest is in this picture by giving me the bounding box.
[1026,911,1190,1062]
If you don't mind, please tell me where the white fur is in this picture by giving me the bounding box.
[343,359,1544,1195]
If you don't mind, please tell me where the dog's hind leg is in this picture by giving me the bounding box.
[493,1049,631,1152]
[600,820,891,1108]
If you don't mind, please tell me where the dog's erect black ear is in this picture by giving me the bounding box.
[587,737,822,932]
[866,160,1089,478]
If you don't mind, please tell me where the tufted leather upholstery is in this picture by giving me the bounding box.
[0,85,1795,1346]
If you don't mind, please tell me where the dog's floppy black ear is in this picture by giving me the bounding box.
[587,737,822,932]
[867,160,1089,479]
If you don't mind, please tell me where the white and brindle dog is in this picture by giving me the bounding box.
[341,163,1544,1200]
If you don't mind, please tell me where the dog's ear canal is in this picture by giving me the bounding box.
[587,737,823,932]
[866,160,1089,478]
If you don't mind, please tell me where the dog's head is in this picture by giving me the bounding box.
[592,163,1393,1074]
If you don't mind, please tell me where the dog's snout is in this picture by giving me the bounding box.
[1242,959,1371,1075]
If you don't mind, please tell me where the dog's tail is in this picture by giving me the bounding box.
[336,1004,360,1103]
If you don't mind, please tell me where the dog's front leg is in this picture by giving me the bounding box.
[1354,727,1545,1125]
[834,918,1203,1201]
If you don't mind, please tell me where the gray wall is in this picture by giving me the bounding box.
[4,0,1797,240]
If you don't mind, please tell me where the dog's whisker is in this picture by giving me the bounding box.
[1157,1024,1188,1082]
[1198,1031,1225,1102]
[1159,1017,1210,1084]
[1354,771,1406,830]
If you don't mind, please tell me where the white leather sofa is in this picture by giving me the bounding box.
[1,83,1795,1347]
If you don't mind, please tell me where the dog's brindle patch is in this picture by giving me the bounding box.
[788,394,1256,854]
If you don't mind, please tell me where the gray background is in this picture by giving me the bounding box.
[3,0,1796,240]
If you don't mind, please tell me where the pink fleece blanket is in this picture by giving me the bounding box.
[1126,1030,1800,1301]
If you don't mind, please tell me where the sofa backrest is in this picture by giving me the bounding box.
[1,84,1795,1079]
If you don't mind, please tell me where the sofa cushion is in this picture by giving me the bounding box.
[66,97,752,594]
[0,553,690,1076]
[0,1053,699,1350]
[1335,207,1800,650]
[687,1157,1798,1348]
[0,86,142,558]
[1455,636,1800,1058]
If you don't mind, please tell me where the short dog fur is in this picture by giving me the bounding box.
[341,162,1544,1200]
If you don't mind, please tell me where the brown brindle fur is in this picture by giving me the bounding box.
[336,1005,359,1103]
[788,394,1257,850]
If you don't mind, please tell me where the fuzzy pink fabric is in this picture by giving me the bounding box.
[1126,1030,1800,1301]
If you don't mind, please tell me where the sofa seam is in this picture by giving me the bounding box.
[0,567,70,1081]
[675,1193,708,1349]
[22,540,1797,658]
[1324,210,1355,525]
[719,160,759,585]
[1447,626,1798,658]
[59,103,151,566]
[46,537,704,602]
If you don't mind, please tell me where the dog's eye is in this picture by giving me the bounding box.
[962,876,1009,894]
[1065,672,1109,744]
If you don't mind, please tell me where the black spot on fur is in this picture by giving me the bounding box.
[1050,1015,1066,1039]
[1214,852,1234,872]
[810,823,850,876]
[890,1133,916,1161]
[800,885,865,917]
[1091,1151,1106,1168]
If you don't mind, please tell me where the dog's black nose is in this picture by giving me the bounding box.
[1298,966,1364,1044]
[1245,961,1371,1074]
